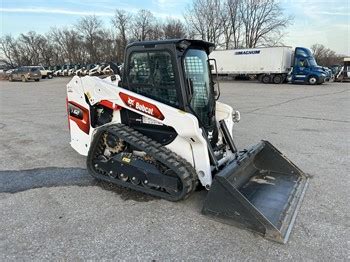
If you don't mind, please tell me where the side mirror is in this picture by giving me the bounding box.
[213,82,220,100]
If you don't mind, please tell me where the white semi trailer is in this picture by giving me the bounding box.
[210,46,327,84]
[210,46,292,84]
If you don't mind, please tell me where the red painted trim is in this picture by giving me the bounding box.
[68,101,90,134]
[66,96,70,130]
[100,100,113,109]
[119,92,164,120]
[100,100,122,111]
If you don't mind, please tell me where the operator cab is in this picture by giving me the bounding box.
[121,39,219,146]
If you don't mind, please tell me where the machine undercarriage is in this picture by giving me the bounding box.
[88,124,197,201]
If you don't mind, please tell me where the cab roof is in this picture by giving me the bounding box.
[127,39,215,54]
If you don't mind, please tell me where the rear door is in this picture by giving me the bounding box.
[31,67,40,78]
[14,68,21,80]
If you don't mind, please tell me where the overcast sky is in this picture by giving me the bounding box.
[1,0,349,55]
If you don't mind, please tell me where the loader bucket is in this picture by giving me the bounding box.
[202,141,309,243]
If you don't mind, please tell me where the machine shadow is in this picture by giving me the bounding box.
[0,167,170,202]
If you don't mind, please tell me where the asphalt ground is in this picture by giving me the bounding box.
[0,77,349,261]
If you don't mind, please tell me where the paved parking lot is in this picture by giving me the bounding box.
[0,77,349,260]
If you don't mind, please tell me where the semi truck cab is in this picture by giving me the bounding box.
[292,47,327,85]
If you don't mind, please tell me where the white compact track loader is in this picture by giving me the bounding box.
[66,39,309,243]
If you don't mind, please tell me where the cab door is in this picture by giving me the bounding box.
[292,58,309,83]
[122,49,180,145]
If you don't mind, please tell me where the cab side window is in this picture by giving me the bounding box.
[127,51,178,107]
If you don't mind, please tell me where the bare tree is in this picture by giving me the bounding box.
[16,31,45,65]
[50,27,85,64]
[149,21,164,40]
[311,44,343,66]
[112,9,131,60]
[222,0,242,49]
[184,0,224,46]
[0,32,60,66]
[0,35,20,67]
[99,29,118,62]
[77,15,104,63]
[239,0,291,48]
[131,9,155,41]
[36,33,56,66]
[114,37,125,62]
[311,44,328,60]
[163,18,187,39]
[1,4,293,67]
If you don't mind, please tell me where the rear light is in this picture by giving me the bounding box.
[68,104,84,119]
[67,100,90,134]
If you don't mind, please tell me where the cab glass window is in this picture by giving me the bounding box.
[183,48,213,128]
[296,49,308,57]
[127,51,178,107]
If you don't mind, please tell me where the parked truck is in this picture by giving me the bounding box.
[334,57,350,82]
[210,46,328,85]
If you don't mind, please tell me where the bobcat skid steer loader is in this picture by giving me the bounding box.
[66,39,309,243]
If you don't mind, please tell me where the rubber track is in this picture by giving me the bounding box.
[87,123,197,201]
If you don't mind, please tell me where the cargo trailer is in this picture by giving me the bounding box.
[210,46,328,85]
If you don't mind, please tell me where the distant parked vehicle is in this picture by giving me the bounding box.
[320,66,333,81]
[74,63,117,77]
[334,57,350,82]
[75,65,85,76]
[88,64,100,76]
[210,46,327,85]
[61,64,75,76]
[5,68,15,77]
[48,66,57,72]
[36,66,53,79]
[101,64,114,75]
[84,64,96,76]
[53,65,62,77]
[8,66,41,82]
[330,65,342,76]
[68,64,81,76]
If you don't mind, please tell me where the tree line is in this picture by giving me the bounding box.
[311,44,345,67]
[0,0,301,68]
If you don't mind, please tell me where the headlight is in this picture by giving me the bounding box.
[232,110,240,123]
